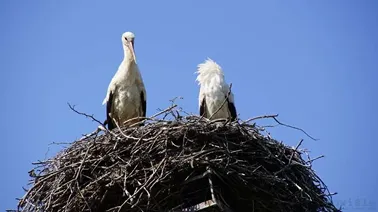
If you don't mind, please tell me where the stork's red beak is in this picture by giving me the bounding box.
[128,41,137,64]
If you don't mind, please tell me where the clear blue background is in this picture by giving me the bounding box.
[1,1,377,211]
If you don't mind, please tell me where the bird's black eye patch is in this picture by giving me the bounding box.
[124,37,128,41]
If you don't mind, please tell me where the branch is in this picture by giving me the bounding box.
[67,103,111,139]
[67,103,105,127]
[112,115,141,141]
[306,155,325,164]
[169,96,183,106]
[128,104,178,127]
[272,116,318,141]
[241,114,279,124]
[79,127,104,141]
[242,114,318,141]
[151,104,178,119]
[289,139,303,164]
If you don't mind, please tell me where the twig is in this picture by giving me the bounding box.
[289,139,303,164]
[67,103,104,127]
[128,104,178,127]
[79,127,103,141]
[272,117,318,141]
[150,104,178,119]
[241,114,279,124]
[306,155,325,164]
[242,114,318,141]
[67,103,111,139]
[169,96,183,106]
[112,115,142,141]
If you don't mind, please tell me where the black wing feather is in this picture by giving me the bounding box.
[227,97,237,121]
[140,91,147,126]
[106,91,115,130]
[141,91,146,117]
[200,97,207,118]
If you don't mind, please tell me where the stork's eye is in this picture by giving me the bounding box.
[124,37,128,41]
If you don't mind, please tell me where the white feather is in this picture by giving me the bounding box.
[195,58,235,119]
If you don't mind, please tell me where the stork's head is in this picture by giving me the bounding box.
[195,58,225,85]
[121,31,137,63]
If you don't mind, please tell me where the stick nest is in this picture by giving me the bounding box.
[18,107,339,212]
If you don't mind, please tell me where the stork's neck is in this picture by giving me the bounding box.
[123,46,136,65]
[115,46,138,81]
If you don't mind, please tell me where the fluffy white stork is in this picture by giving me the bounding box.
[195,58,237,121]
[102,32,147,130]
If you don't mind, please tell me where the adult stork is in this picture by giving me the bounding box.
[195,58,237,121]
[102,32,147,130]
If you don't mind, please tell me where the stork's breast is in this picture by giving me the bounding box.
[113,85,143,122]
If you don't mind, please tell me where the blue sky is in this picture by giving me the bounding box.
[1,0,377,211]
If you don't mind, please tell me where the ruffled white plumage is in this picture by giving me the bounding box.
[195,58,236,120]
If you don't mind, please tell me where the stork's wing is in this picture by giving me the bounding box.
[200,97,207,118]
[227,97,237,121]
[141,91,146,117]
[106,91,115,130]
[223,85,237,121]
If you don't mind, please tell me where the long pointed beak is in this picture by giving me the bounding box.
[128,41,137,64]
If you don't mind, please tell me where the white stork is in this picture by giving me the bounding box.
[102,32,147,130]
[195,58,237,121]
